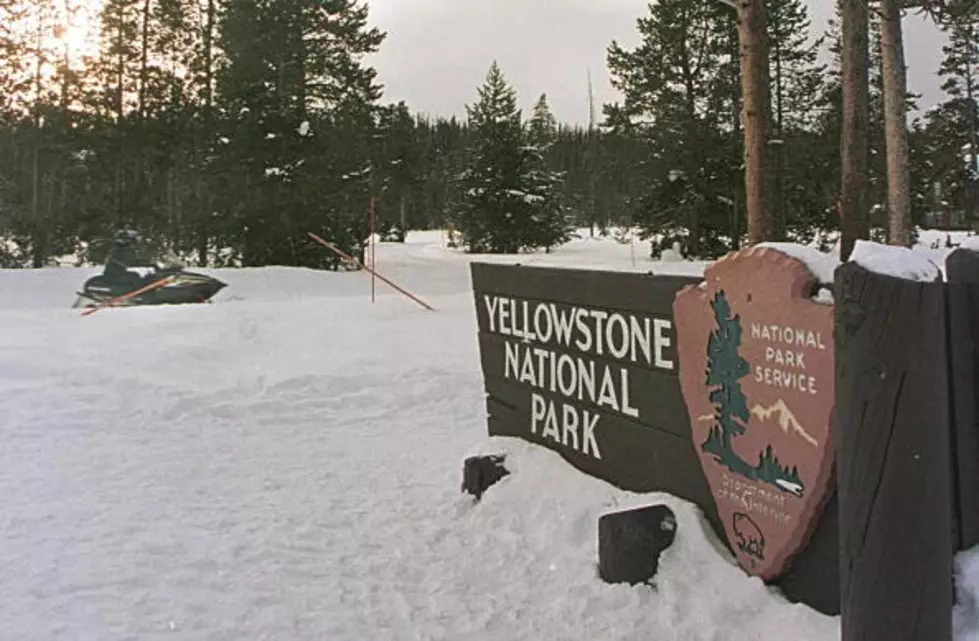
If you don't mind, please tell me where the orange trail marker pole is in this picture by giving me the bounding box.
[80,275,176,316]
[307,231,435,312]
[370,197,376,304]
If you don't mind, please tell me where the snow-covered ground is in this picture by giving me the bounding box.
[1,229,977,640]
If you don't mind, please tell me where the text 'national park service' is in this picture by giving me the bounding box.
[482,295,676,460]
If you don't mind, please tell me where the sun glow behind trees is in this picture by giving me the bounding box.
[2,0,209,116]
[1,1,102,112]
[54,0,101,61]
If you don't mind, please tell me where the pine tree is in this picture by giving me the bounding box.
[606,0,742,258]
[416,115,468,230]
[89,0,143,234]
[937,18,979,221]
[528,94,557,147]
[767,0,827,239]
[0,0,95,266]
[215,0,385,268]
[0,2,30,114]
[525,94,575,251]
[376,101,423,239]
[454,63,569,254]
[768,0,826,132]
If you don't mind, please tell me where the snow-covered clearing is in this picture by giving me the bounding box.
[0,229,976,640]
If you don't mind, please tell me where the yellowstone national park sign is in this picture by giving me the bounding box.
[673,247,836,580]
[470,262,716,504]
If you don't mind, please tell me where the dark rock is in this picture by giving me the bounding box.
[462,454,509,501]
[598,504,677,585]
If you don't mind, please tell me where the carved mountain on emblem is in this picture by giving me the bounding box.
[750,399,818,448]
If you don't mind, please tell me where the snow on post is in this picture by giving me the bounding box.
[848,239,942,282]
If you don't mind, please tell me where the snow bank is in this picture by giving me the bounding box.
[961,237,979,253]
[957,547,979,640]
[849,240,942,282]
[5,228,979,639]
[0,234,831,640]
[462,438,840,641]
[0,252,840,640]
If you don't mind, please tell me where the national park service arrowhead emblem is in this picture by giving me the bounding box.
[673,246,836,580]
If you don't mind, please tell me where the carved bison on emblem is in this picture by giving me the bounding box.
[733,512,765,561]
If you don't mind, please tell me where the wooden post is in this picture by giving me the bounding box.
[370,197,377,304]
[834,262,953,641]
[307,232,435,312]
[947,248,979,550]
[400,194,407,236]
[598,505,677,585]
[367,196,377,303]
[461,455,509,501]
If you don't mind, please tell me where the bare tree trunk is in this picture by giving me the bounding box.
[738,0,772,245]
[678,24,703,255]
[840,0,871,260]
[138,0,150,119]
[203,0,215,118]
[880,0,912,247]
[198,0,216,266]
[31,130,42,267]
[731,29,743,249]
[115,7,124,120]
[587,72,597,237]
[31,16,43,268]
[59,0,71,108]
[773,43,786,241]
[115,9,125,224]
[295,2,307,122]
[130,0,152,229]
[167,165,174,244]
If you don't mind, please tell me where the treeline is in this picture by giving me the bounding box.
[0,0,975,267]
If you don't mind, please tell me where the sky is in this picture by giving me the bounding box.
[365,0,950,126]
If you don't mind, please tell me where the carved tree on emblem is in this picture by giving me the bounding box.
[702,290,753,476]
[701,290,806,494]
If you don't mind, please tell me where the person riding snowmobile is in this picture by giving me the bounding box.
[103,229,155,287]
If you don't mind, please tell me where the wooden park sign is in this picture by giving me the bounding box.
[469,262,712,503]
[673,246,836,579]
[470,258,843,612]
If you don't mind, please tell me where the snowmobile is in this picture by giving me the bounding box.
[72,257,227,310]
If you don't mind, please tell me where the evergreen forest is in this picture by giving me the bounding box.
[0,0,976,268]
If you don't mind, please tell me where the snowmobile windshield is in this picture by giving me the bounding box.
[155,253,185,270]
